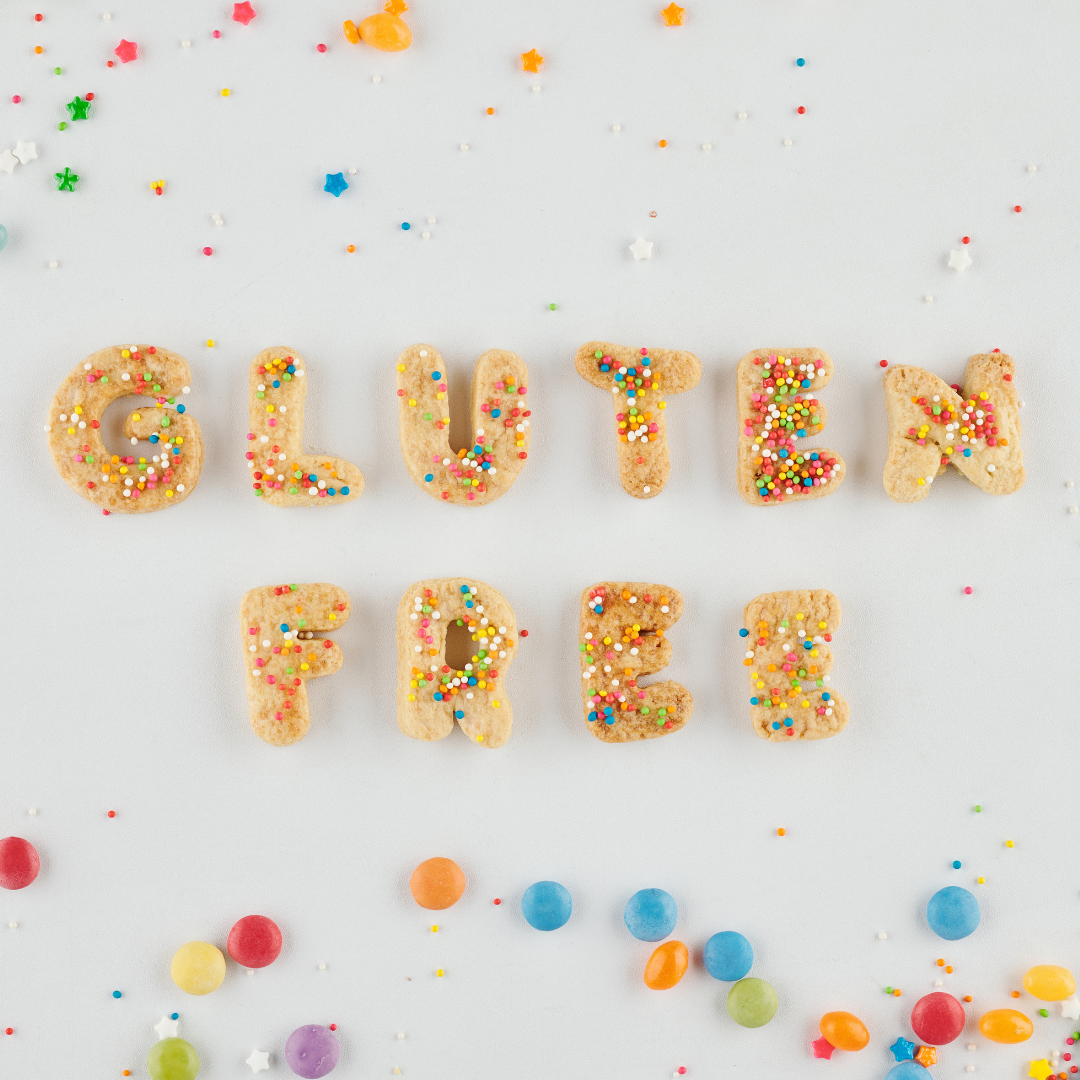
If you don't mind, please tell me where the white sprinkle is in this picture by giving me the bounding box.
[738,111,747,119]
[967,1043,977,1051]
[8,922,16,929]
[427,217,436,224]
[48,260,58,269]
[103,11,112,19]
[372,75,381,83]
[176,483,185,491]
[878,931,887,940]
[419,350,427,357]
[182,39,191,48]
[349,167,357,175]
[459,142,469,151]
[934,979,943,987]
[247,968,254,975]
[422,231,431,238]
[28,808,37,815]
[1028,164,1037,172]
[532,85,540,92]
[612,123,621,132]
[1066,480,1074,487]
[702,142,712,150]
[643,485,650,493]
[318,963,326,970]
[397,1033,405,1040]
[1068,506,1078,515]
[783,137,792,146]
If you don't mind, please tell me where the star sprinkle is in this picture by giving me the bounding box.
[0,150,17,175]
[66,96,91,120]
[114,39,138,63]
[153,1016,179,1040]
[811,1037,834,1059]
[246,1049,270,1073]
[521,49,544,73]
[13,140,38,164]
[629,237,654,260]
[915,1046,938,1066]
[1060,995,1080,1020]
[54,167,79,191]
[324,172,349,197]
[384,0,408,13]
[889,1037,916,1061]
[1029,1060,1054,1080]
[948,247,972,272]
[661,3,685,25]
[233,2,257,25]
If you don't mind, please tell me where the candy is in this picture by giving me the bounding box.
[727,978,778,1028]
[285,1024,339,1078]
[409,857,466,910]
[703,931,753,981]
[644,941,689,990]
[343,9,411,51]
[819,1011,869,1051]
[910,991,965,1045]
[885,1063,930,1079]
[1023,965,1077,1001]
[170,941,226,995]
[978,1008,1033,1043]
[0,837,40,890]
[520,881,572,931]
[227,915,282,968]
[926,885,980,940]
[147,1037,200,1080]
[623,888,678,942]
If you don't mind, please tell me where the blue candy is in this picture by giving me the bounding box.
[885,1062,930,1079]
[624,888,678,942]
[703,931,753,981]
[521,881,572,931]
[926,885,980,940]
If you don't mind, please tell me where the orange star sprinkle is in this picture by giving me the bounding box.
[384,0,408,14]
[661,3,685,25]
[521,48,544,73]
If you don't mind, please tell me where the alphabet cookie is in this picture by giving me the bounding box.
[46,344,203,512]
[737,348,845,505]
[397,578,518,747]
[579,583,693,742]
[240,583,350,746]
[395,345,530,504]
[741,589,848,741]
[247,347,364,504]
[574,342,701,498]
[883,352,1024,501]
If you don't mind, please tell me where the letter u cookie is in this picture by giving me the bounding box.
[395,345,530,504]
[46,344,203,512]
[397,578,519,747]
[741,589,848,741]
[579,583,693,742]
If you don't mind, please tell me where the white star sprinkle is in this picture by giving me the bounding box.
[0,149,18,175]
[13,141,37,164]
[629,237,654,261]
[948,247,972,272]
[246,1049,270,1073]
[1060,995,1080,1020]
[154,1016,179,1040]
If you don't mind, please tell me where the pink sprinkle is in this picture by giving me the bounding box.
[246,432,255,440]
[964,586,973,595]
[317,43,327,53]
[202,246,213,256]
[213,29,221,38]
[12,95,21,104]
[274,711,282,720]
[102,509,110,515]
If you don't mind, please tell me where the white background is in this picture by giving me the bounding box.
[1,2,1079,1078]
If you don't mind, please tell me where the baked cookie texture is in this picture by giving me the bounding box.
[579,582,693,742]
[883,352,1024,502]
[574,341,701,498]
[46,344,203,512]
[396,344,530,505]
[736,348,846,505]
[742,589,848,742]
[240,583,350,746]
[246,347,364,505]
[397,578,518,748]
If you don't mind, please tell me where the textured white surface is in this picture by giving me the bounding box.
[1,2,1078,1078]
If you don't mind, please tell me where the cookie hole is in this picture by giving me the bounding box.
[99,394,166,457]
[445,366,472,455]
[444,621,473,670]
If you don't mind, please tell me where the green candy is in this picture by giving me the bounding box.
[147,1037,200,1080]
[727,977,778,1028]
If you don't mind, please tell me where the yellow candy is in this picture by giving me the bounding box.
[356,12,411,51]
[978,1008,1033,1044]
[1023,965,1076,1001]
[171,941,226,995]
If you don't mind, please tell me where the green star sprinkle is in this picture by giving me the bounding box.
[55,167,79,191]
[66,96,91,121]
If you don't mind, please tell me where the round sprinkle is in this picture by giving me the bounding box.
[202,246,213,256]
[112,990,122,998]
[459,143,469,150]
[797,106,805,114]
[879,359,889,368]
[435,969,444,977]
[346,244,355,253]
[220,88,230,96]
[373,75,381,83]
[612,123,621,131]
[548,303,557,310]
[878,932,888,940]
[964,586,973,595]
[974,805,982,812]
[213,29,221,38]
[206,339,215,347]
[738,111,747,119]
[1014,205,1022,212]
[493,898,501,905]
[520,629,528,637]
[486,107,494,115]
[952,860,961,869]
[317,43,327,52]
[1005,840,1015,848]
[783,137,793,146]
[658,139,668,147]
[401,222,410,230]
[11,95,21,103]
[776,827,786,836]
[107,810,116,818]
[962,236,970,244]
[796,57,805,66]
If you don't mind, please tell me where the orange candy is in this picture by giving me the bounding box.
[409,857,466,910]
[978,1008,1033,1044]
[644,940,688,990]
[345,11,411,51]
[819,1012,869,1052]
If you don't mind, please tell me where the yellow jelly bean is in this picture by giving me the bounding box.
[1022,965,1076,1001]
[819,1011,869,1052]
[978,1008,1033,1044]
[643,940,688,990]
[171,941,226,995]
[358,12,411,51]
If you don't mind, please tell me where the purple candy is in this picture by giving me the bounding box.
[284,1025,339,1079]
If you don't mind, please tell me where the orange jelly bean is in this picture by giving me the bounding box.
[409,857,466,910]
[819,1011,869,1052]
[358,12,411,51]
[643,940,689,990]
[978,1008,1033,1044]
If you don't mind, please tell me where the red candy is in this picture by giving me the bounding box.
[910,991,965,1045]
[227,915,282,968]
[0,837,40,890]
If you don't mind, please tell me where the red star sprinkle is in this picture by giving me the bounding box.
[114,39,138,63]
[232,2,256,25]
[811,1037,835,1059]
